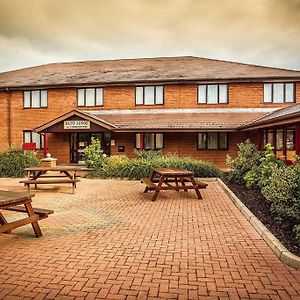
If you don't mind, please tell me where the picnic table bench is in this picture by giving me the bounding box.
[20,166,82,194]
[141,168,207,201]
[0,190,53,238]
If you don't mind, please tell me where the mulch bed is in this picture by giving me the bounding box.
[223,178,300,257]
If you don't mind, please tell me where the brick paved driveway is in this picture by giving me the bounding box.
[0,178,299,300]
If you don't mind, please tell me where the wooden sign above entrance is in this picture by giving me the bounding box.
[64,120,90,130]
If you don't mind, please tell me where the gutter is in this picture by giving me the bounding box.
[1,76,300,91]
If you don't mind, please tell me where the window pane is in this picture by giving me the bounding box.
[264,84,272,103]
[32,90,40,108]
[32,132,40,149]
[41,90,47,107]
[219,84,228,103]
[77,89,85,106]
[273,83,284,103]
[262,130,267,148]
[198,85,206,103]
[135,133,141,149]
[85,88,95,106]
[41,134,44,149]
[24,91,31,108]
[207,85,218,104]
[144,86,155,105]
[267,130,274,145]
[96,88,103,106]
[276,130,283,150]
[198,133,207,149]
[144,133,155,150]
[286,129,295,150]
[155,133,163,149]
[207,132,218,149]
[155,86,164,104]
[24,131,31,143]
[219,133,228,149]
[285,83,294,103]
[136,87,143,105]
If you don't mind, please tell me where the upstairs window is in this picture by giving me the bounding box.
[23,90,48,108]
[135,133,164,150]
[77,88,103,107]
[263,83,295,103]
[23,131,44,149]
[198,132,228,150]
[198,84,228,104]
[135,86,164,105]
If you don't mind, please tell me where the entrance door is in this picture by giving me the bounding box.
[70,133,109,163]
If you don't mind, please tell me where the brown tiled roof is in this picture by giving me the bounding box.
[1,56,300,89]
[88,111,266,131]
[241,103,300,129]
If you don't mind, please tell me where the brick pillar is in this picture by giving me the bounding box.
[140,133,143,151]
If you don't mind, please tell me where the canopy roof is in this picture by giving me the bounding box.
[35,109,269,133]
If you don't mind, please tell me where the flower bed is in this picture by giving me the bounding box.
[226,140,300,256]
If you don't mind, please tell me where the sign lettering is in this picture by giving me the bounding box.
[64,120,90,129]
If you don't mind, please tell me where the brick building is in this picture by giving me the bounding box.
[0,56,299,168]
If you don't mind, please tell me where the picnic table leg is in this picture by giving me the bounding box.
[180,178,188,192]
[190,176,202,199]
[24,201,43,238]
[0,211,11,233]
[152,176,165,201]
[174,177,180,191]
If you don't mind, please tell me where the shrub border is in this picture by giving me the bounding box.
[211,178,300,270]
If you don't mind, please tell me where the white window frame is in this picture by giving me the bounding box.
[77,88,104,107]
[23,131,44,150]
[263,83,295,103]
[198,84,228,104]
[135,86,164,105]
[23,90,48,108]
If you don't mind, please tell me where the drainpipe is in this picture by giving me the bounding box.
[6,88,12,147]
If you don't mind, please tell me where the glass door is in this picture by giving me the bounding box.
[70,133,107,163]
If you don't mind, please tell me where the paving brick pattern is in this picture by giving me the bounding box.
[0,178,299,299]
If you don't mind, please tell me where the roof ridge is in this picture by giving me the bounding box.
[1,55,300,75]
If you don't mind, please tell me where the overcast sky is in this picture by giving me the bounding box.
[0,0,300,72]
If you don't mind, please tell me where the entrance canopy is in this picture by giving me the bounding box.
[35,110,117,133]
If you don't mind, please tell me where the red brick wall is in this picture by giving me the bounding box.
[0,91,9,151]
[110,132,252,168]
[0,81,298,166]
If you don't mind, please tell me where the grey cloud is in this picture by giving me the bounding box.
[0,0,299,72]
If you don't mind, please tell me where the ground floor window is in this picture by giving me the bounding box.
[135,133,164,150]
[23,131,44,149]
[198,132,228,150]
[261,128,295,151]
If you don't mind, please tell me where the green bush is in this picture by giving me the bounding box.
[134,149,163,160]
[84,137,106,170]
[261,163,300,222]
[88,154,222,179]
[0,149,40,178]
[243,144,285,188]
[226,139,260,183]
[295,225,300,246]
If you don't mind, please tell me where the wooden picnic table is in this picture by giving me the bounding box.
[20,166,82,194]
[0,190,53,238]
[141,168,207,201]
